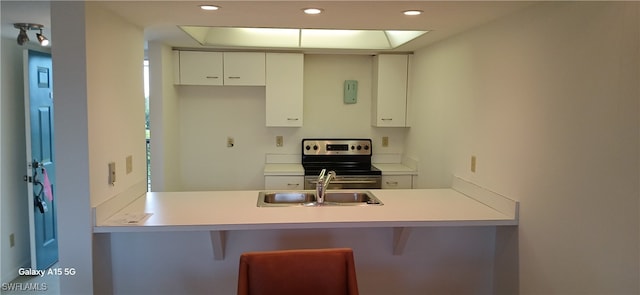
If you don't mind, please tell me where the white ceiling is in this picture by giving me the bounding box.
[1,1,535,53]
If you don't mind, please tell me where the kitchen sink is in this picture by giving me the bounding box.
[257,191,383,207]
[324,192,382,204]
[260,192,315,205]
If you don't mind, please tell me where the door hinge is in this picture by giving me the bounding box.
[23,175,33,183]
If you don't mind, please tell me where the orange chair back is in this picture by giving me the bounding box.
[237,248,359,295]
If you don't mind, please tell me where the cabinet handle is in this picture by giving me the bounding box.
[385,181,399,186]
[287,118,299,121]
[287,183,300,187]
[228,76,241,79]
[206,76,219,79]
[381,118,393,121]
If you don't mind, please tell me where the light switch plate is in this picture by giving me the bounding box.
[276,136,283,147]
[382,136,389,147]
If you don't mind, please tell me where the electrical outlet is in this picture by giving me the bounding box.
[227,137,234,148]
[108,162,116,185]
[276,136,283,147]
[126,155,133,174]
[10,233,15,248]
[471,156,477,173]
[382,136,389,147]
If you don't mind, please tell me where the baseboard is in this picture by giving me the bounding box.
[2,257,30,284]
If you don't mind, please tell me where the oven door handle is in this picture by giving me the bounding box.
[308,179,379,184]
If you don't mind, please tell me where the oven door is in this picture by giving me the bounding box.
[304,175,381,190]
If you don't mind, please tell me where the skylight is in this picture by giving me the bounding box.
[179,26,428,50]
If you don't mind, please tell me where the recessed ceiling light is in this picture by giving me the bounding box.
[303,8,323,15]
[200,5,220,11]
[403,10,423,16]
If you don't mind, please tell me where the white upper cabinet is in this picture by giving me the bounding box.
[223,52,266,86]
[265,53,304,127]
[174,51,265,86]
[178,51,223,85]
[371,54,409,127]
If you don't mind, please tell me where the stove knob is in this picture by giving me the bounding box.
[313,145,319,151]
[351,145,355,150]
[305,145,311,151]
[357,145,362,150]
[364,145,370,150]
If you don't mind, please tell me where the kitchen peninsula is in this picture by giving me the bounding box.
[93,177,518,260]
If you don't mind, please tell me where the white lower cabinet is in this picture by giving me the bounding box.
[264,176,304,190]
[381,175,413,189]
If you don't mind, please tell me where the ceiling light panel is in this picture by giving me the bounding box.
[385,30,428,48]
[205,27,299,47]
[180,26,428,50]
[301,29,390,49]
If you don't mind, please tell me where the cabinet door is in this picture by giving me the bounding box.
[178,51,223,85]
[372,54,408,127]
[265,176,304,190]
[381,175,413,189]
[224,52,266,86]
[266,53,304,127]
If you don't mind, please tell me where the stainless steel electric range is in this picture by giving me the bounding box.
[302,138,382,189]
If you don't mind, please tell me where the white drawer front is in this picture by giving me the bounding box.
[381,175,412,189]
[265,176,304,190]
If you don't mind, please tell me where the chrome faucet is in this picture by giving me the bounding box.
[316,169,336,204]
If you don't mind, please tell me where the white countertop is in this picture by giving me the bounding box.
[373,163,417,175]
[94,189,517,233]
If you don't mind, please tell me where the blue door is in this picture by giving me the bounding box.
[24,50,58,270]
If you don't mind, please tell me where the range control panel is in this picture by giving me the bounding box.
[302,139,372,156]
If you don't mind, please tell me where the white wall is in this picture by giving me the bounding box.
[148,42,181,192]
[51,2,146,293]
[0,38,29,283]
[111,227,497,294]
[51,2,92,292]
[406,2,639,293]
[86,4,146,207]
[176,54,407,190]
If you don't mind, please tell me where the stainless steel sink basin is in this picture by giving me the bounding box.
[259,191,315,206]
[257,191,383,207]
[324,192,383,205]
